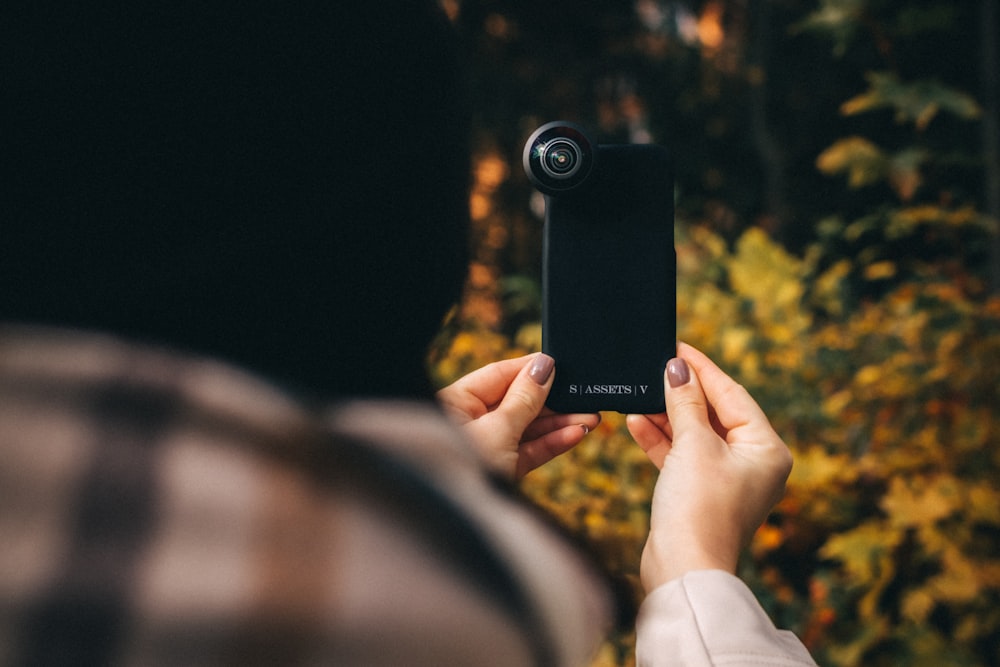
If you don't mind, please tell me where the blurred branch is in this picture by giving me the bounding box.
[982,0,1000,293]
[748,0,790,238]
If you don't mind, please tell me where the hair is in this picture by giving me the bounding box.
[0,1,470,398]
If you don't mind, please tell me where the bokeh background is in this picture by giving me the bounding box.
[428,1,1000,664]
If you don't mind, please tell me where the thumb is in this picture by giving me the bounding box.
[663,357,715,445]
[488,352,555,434]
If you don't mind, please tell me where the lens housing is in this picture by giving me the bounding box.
[523,121,595,195]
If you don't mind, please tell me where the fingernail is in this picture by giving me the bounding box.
[579,424,590,436]
[529,353,555,385]
[666,358,690,388]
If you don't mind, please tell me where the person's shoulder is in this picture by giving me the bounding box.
[0,324,312,442]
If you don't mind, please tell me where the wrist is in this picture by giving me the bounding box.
[640,533,738,593]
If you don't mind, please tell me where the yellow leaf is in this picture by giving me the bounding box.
[822,389,853,418]
[914,100,939,131]
[720,327,754,364]
[863,260,897,281]
[928,547,980,603]
[967,482,1000,524]
[738,352,762,385]
[816,136,886,187]
[916,524,950,557]
[854,364,883,386]
[514,322,542,352]
[764,346,804,371]
[812,259,852,316]
[788,447,856,488]
[819,521,902,584]
[728,228,805,319]
[880,476,958,528]
[954,615,983,643]
[688,224,728,259]
[901,587,935,624]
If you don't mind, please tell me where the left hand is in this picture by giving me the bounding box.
[625,342,793,590]
[437,353,600,479]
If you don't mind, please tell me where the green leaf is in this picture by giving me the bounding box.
[792,0,866,57]
[894,5,958,37]
[887,147,927,201]
[841,71,981,129]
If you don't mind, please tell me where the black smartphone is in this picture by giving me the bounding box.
[523,121,675,414]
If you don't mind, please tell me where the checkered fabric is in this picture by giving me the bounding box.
[0,327,616,667]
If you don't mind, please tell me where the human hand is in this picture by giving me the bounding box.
[437,353,600,479]
[626,342,792,592]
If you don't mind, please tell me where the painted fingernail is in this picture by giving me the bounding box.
[666,358,690,388]
[529,353,555,385]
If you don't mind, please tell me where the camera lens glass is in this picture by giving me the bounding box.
[523,122,595,194]
[541,139,582,179]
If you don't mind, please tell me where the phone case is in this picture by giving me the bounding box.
[542,143,675,413]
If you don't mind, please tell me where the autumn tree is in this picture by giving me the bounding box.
[432,1,1000,664]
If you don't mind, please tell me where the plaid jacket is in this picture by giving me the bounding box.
[0,327,616,667]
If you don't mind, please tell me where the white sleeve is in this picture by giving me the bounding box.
[635,570,817,667]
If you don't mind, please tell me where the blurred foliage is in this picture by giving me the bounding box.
[431,223,1000,667]
[431,0,998,664]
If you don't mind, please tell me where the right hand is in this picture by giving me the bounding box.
[437,353,600,479]
[626,342,793,593]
